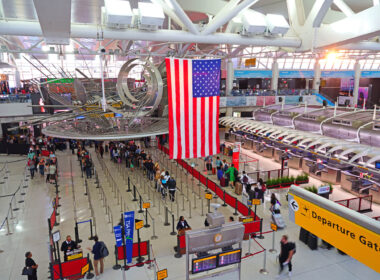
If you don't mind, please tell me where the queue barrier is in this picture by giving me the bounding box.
[116,240,150,260]
[335,195,373,213]
[48,194,60,231]
[52,255,91,280]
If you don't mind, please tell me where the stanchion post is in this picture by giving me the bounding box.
[89,219,95,240]
[269,230,277,253]
[151,218,158,240]
[174,234,182,258]
[127,177,131,192]
[5,217,12,235]
[259,249,269,274]
[75,222,82,243]
[170,214,176,236]
[222,191,227,207]
[113,245,121,270]
[258,219,264,239]
[132,185,138,201]
[233,199,238,216]
[164,207,170,226]
[144,208,150,228]
[138,195,143,213]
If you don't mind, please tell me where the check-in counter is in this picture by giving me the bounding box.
[243,139,254,150]
[341,171,356,192]
[320,165,341,184]
[302,158,314,174]
[288,153,302,170]
[257,144,274,158]
[252,140,260,153]
[369,184,380,204]
[274,148,282,163]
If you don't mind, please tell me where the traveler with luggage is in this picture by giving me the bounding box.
[225,164,238,188]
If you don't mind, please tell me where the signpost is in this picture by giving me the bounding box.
[288,186,380,273]
[269,223,277,253]
[124,211,135,264]
[157,269,168,280]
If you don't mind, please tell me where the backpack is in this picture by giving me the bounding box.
[242,175,248,184]
[99,241,109,258]
[233,168,238,178]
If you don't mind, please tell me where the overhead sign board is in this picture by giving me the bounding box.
[288,188,380,273]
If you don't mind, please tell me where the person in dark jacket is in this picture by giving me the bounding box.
[61,235,79,261]
[25,251,38,280]
[87,236,104,277]
[176,216,191,231]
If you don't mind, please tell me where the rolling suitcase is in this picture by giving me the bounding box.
[220,177,226,187]
[272,212,286,229]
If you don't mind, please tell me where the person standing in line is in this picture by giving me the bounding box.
[277,235,295,278]
[38,158,45,177]
[87,236,105,279]
[99,145,104,158]
[28,157,36,179]
[24,251,38,280]
[224,164,238,188]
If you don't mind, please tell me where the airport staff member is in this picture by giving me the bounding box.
[176,216,191,231]
[61,235,80,261]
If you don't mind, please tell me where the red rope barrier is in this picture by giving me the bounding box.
[241,249,265,260]
[252,236,265,251]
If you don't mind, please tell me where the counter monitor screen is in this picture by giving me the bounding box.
[192,255,217,274]
[375,162,380,169]
[218,249,242,267]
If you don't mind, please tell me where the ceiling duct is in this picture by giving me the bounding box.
[102,0,133,29]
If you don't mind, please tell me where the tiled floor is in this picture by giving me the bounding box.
[0,145,379,280]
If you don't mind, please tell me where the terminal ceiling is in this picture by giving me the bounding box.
[1,0,380,65]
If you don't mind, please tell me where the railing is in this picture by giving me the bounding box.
[247,168,289,183]
[335,195,373,213]
[228,89,313,97]
[0,164,29,235]
[0,94,31,103]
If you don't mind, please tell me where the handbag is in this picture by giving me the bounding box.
[22,267,33,276]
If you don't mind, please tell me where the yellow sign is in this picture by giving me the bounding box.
[251,199,261,205]
[104,113,115,118]
[242,217,254,223]
[245,58,256,67]
[271,223,278,231]
[143,202,151,209]
[205,193,213,200]
[67,252,83,261]
[157,269,168,280]
[289,193,380,273]
[135,220,144,230]
[81,263,89,275]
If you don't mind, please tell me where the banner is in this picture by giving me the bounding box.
[232,143,241,171]
[124,211,135,263]
[114,225,123,248]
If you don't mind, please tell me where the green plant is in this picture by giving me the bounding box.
[296,173,309,182]
[304,185,318,194]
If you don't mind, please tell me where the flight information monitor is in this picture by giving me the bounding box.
[218,249,242,267]
[191,255,217,274]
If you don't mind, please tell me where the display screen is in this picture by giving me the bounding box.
[218,249,242,267]
[191,255,217,274]
[375,162,380,169]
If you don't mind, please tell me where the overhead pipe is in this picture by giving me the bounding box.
[0,21,302,48]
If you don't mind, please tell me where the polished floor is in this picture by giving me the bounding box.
[0,143,379,280]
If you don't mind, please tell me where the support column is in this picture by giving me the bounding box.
[15,70,21,88]
[270,60,279,93]
[226,59,234,117]
[353,61,361,107]
[312,60,321,93]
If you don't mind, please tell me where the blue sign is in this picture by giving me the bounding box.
[234,70,272,78]
[361,71,380,78]
[279,70,314,78]
[124,211,135,263]
[321,71,355,78]
[113,225,123,247]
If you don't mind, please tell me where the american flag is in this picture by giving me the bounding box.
[165,57,221,159]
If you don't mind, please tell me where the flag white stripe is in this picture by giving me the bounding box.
[211,96,215,154]
[196,97,201,158]
[170,58,178,159]
[204,97,210,156]
[179,59,186,158]
[188,60,194,158]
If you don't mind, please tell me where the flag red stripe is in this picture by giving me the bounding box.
[183,60,190,158]
[174,59,182,159]
[216,96,220,154]
[200,97,205,157]
[208,97,214,155]
[192,92,197,158]
[165,58,174,159]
